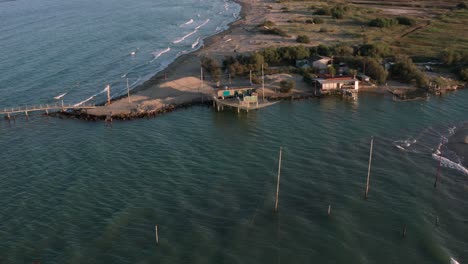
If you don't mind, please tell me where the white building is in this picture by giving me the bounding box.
[313,76,359,92]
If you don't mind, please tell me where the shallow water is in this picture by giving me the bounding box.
[0,91,467,263]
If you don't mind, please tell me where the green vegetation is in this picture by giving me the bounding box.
[390,56,428,88]
[396,16,416,26]
[279,80,295,93]
[201,57,222,81]
[296,35,311,44]
[460,68,468,81]
[260,20,276,27]
[261,27,290,37]
[457,2,468,9]
[369,18,398,28]
[313,17,324,24]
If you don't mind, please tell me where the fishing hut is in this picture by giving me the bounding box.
[212,87,277,113]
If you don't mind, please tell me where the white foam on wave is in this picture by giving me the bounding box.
[195,19,210,30]
[181,19,194,26]
[151,47,171,62]
[191,37,201,49]
[73,86,109,106]
[53,92,67,100]
[432,144,468,176]
[173,30,197,44]
[394,139,417,151]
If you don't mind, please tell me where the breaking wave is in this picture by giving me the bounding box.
[173,30,197,44]
[151,47,171,61]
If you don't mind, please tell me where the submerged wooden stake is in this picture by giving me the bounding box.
[434,138,443,188]
[365,137,374,199]
[402,225,407,238]
[275,146,283,212]
[155,225,159,245]
[328,205,331,216]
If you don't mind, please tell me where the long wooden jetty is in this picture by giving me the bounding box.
[1,103,96,119]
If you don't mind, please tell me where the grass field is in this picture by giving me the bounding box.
[264,0,468,60]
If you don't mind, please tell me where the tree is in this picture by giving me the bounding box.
[279,80,295,93]
[366,58,388,84]
[296,35,311,44]
[460,68,468,81]
[390,56,428,87]
[328,65,336,77]
[317,44,331,56]
[456,2,468,9]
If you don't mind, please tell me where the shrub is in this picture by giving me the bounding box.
[459,68,468,81]
[317,44,331,56]
[365,58,388,84]
[261,27,290,37]
[279,80,295,93]
[456,2,468,9]
[369,18,397,28]
[319,27,329,33]
[390,56,428,87]
[396,16,416,26]
[314,7,331,15]
[296,35,311,44]
[313,17,324,24]
[331,6,345,19]
[201,57,222,81]
[260,20,276,27]
[305,19,313,24]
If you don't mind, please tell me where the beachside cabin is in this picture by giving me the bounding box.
[216,87,255,99]
[312,76,359,95]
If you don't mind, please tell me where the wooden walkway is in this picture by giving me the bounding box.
[1,103,96,118]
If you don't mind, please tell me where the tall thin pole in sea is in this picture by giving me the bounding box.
[275,146,283,212]
[365,137,374,200]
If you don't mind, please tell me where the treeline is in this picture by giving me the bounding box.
[202,42,462,87]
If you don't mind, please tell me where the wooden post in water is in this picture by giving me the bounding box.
[328,205,331,216]
[402,225,407,238]
[155,225,159,245]
[365,137,374,200]
[275,146,283,212]
[434,138,443,188]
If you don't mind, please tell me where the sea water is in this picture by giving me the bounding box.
[0,0,467,263]
[0,0,240,107]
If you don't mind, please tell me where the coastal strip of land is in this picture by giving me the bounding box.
[70,0,317,120]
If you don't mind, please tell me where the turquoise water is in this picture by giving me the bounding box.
[1,92,467,263]
[1,0,467,263]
